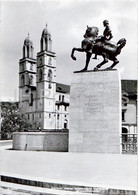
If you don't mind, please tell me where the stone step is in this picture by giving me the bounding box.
[1,175,136,195]
[1,181,99,195]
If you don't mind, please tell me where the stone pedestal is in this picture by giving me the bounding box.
[69,70,121,153]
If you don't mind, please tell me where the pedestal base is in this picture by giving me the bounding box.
[69,70,121,153]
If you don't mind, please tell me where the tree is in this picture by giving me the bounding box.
[1,102,33,139]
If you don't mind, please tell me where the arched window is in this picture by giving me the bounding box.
[27,46,29,58]
[31,46,33,58]
[45,37,48,50]
[21,75,25,86]
[48,69,52,79]
[48,69,52,89]
[62,95,64,102]
[64,119,68,129]
[32,114,34,120]
[122,127,128,142]
[39,69,43,81]
[59,95,61,101]
[21,63,24,71]
[41,38,43,51]
[30,63,33,70]
[48,57,52,65]
[29,93,33,106]
[23,46,25,58]
[29,75,33,85]
[39,57,42,65]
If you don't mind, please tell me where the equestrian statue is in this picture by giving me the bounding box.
[71,20,126,71]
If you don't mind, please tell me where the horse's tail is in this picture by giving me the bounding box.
[116,38,126,55]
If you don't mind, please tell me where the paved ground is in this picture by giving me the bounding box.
[0,144,137,192]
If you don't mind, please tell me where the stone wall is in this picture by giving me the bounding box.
[13,131,68,152]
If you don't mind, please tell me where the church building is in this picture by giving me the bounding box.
[19,24,70,130]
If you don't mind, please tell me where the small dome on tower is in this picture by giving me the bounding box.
[24,33,33,46]
[42,23,51,37]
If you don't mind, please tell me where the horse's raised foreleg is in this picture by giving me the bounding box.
[71,47,85,61]
[105,58,119,70]
[94,53,108,71]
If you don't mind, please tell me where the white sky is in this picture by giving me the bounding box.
[0,0,137,101]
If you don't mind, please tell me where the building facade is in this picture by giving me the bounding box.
[19,25,70,130]
[121,80,137,153]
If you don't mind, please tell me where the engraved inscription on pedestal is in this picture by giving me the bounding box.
[69,70,121,154]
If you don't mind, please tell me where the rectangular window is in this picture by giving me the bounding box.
[59,95,61,101]
[122,111,125,121]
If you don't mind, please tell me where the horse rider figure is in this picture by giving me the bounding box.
[71,20,126,72]
[93,20,113,59]
[103,19,113,41]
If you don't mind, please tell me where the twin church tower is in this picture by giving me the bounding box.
[19,24,69,130]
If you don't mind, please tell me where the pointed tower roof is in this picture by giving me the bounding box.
[24,33,33,46]
[42,23,51,37]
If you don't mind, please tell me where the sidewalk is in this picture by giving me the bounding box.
[0,140,12,150]
[0,149,137,192]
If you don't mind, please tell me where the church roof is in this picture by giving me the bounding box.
[121,80,137,97]
[56,83,70,94]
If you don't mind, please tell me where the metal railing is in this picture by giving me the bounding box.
[121,133,137,154]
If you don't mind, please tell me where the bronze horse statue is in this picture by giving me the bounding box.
[71,26,126,71]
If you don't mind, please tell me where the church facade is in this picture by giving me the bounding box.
[19,25,70,130]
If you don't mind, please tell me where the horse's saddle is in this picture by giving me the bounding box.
[95,40,117,52]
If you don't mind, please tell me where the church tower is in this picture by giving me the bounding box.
[36,24,56,129]
[19,34,37,116]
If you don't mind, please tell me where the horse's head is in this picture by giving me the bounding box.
[84,26,99,38]
[117,38,126,48]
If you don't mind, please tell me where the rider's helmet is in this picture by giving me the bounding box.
[103,20,109,26]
